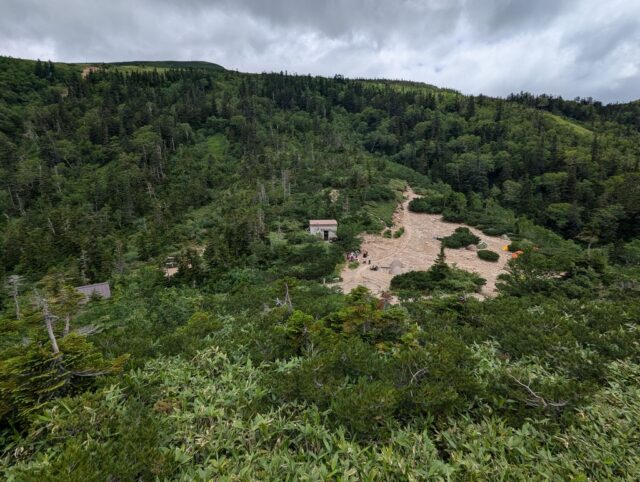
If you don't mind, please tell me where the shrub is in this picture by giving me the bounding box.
[393,227,405,238]
[408,196,443,214]
[441,208,465,223]
[331,379,398,438]
[285,231,317,245]
[478,250,500,262]
[481,227,507,236]
[363,185,396,201]
[508,239,535,252]
[391,270,440,292]
[442,227,480,249]
[463,202,516,236]
[610,239,640,266]
[0,335,128,427]
[391,268,485,295]
[390,249,485,295]
[383,229,392,238]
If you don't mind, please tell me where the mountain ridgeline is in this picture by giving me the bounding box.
[1,56,640,480]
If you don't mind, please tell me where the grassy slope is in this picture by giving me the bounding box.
[545,112,594,138]
[109,60,225,70]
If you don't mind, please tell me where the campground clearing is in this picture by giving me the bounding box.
[339,188,511,298]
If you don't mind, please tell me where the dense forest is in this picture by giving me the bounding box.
[1,56,640,480]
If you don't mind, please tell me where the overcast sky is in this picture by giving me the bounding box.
[1,0,639,103]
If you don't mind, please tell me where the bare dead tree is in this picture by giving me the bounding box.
[114,240,126,275]
[63,314,71,336]
[7,186,26,216]
[274,282,294,313]
[283,283,293,312]
[59,285,83,337]
[281,169,290,198]
[313,364,324,388]
[409,367,429,385]
[47,216,56,235]
[79,249,90,284]
[258,182,268,205]
[508,374,568,409]
[52,165,63,194]
[255,208,266,238]
[146,181,156,198]
[33,291,60,354]
[6,274,23,320]
[74,324,102,336]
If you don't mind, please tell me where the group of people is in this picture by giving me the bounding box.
[347,250,360,262]
[347,249,371,264]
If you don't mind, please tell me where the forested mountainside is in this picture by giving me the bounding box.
[1,55,640,480]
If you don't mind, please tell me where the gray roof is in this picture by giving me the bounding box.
[75,282,111,301]
[309,219,338,226]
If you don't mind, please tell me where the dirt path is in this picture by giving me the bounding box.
[81,66,99,78]
[339,188,510,298]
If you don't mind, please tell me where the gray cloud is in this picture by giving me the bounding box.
[464,0,575,38]
[1,0,638,103]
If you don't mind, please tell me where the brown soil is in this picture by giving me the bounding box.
[81,66,99,78]
[339,188,510,299]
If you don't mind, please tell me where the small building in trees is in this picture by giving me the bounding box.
[75,282,111,302]
[309,219,338,241]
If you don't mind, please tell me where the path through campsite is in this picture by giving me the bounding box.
[339,188,511,298]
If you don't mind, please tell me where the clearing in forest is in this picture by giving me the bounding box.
[339,188,511,298]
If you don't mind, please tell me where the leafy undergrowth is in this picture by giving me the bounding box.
[4,348,640,481]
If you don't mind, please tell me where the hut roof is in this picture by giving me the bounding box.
[75,282,111,301]
[309,219,338,226]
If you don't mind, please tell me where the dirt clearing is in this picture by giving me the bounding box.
[339,188,511,298]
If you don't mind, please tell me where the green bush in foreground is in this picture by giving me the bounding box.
[478,250,500,262]
[8,347,640,481]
